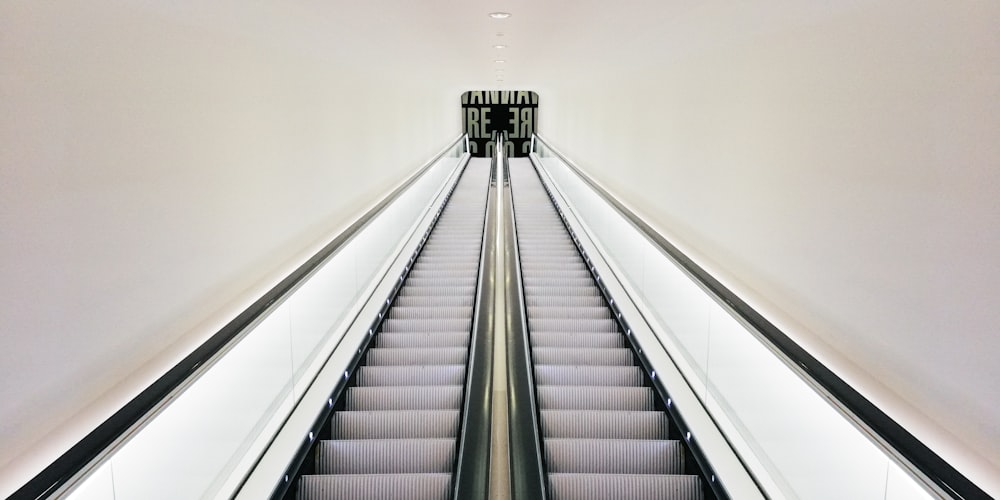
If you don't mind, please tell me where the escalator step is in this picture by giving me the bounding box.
[524,286,601,297]
[404,277,478,288]
[376,332,470,348]
[392,295,474,308]
[387,306,473,319]
[544,439,685,474]
[528,318,618,333]
[540,410,670,439]
[331,410,460,439]
[345,386,463,411]
[525,296,604,308]
[522,263,588,272]
[537,386,655,410]
[523,270,592,279]
[547,473,703,500]
[522,277,595,288]
[356,365,465,386]
[527,306,612,319]
[382,318,471,333]
[532,347,633,366]
[315,439,455,474]
[409,263,479,273]
[365,347,468,366]
[399,285,475,296]
[534,365,645,386]
[408,269,479,279]
[531,332,625,348]
[297,473,450,500]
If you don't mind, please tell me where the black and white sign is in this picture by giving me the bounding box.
[461,91,538,158]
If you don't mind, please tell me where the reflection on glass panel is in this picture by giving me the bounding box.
[109,308,294,499]
[704,310,892,498]
[641,243,712,390]
[530,138,935,500]
[65,463,114,500]
[288,245,359,394]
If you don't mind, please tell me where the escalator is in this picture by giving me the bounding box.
[292,158,493,500]
[14,134,979,500]
[507,157,709,500]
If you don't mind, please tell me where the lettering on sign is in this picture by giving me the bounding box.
[461,91,538,157]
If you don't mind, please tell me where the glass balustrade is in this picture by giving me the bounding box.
[65,137,469,500]
[531,137,935,500]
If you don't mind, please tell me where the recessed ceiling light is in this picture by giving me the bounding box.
[494,60,506,63]
[489,12,511,19]
[496,32,505,37]
[494,44,507,49]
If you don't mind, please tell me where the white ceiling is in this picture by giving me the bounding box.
[177,0,695,93]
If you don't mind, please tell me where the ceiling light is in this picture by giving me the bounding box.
[494,44,507,49]
[489,12,511,19]
[494,59,506,63]
[496,32,505,37]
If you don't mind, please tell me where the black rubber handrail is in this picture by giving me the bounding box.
[11,134,469,500]
[530,134,990,500]
[452,152,499,499]
[503,142,548,500]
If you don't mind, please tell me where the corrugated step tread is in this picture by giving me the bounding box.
[540,410,670,439]
[375,332,470,348]
[534,365,645,386]
[331,410,460,439]
[547,474,703,500]
[528,306,612,319]
[544,439,685,474]
[387,306,473,319]
[315,439,455,474]
[532,347,633,366]
[530,332,625,348]
[537,386,655,410]
[297,473,451,500]
[364,347,468,366]
[529,318,618,333]
[382,318,471,333]
[345,386,463,411]
[356,365,466,386]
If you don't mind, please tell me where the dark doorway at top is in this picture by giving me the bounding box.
[461,91,538,158]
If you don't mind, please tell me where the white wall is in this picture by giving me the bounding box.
[0,2,458,493]
[533,0,1000,491]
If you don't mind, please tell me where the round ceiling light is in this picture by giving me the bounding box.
[489,12,511,19]
[494,44,507,49]
[494,60,506,63]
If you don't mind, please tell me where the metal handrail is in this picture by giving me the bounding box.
[452,152,499,499]
[503,142,548,500]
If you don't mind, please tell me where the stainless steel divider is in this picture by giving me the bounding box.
[503,154,548,500]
